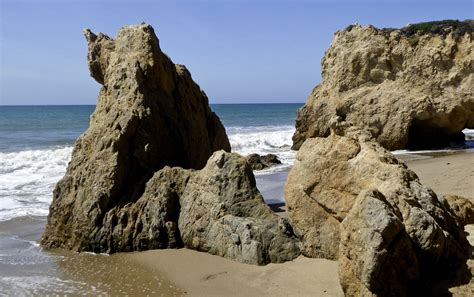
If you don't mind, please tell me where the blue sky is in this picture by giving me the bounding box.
[1,0,472,105]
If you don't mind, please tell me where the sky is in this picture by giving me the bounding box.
[0,0,472,105]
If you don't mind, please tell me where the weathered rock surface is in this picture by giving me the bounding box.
[293,20,474,151]
[441,194,474,226]
[285,126,470,294]
[246,153,282,170]
[41,23,230,251]
[90,167,191,252]
[179,151,300,265]
[46,147,301,264]
[339,189,418,297]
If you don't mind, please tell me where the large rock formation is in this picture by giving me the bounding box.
[179,151,300,265]
[293,20,474,151]
[285,125,470,294]
[41,24,230,252]
[41,24,300,265]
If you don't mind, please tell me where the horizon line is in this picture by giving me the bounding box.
[0,102,306,107]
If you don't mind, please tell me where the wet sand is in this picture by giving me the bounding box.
[0,216,182,295]
[127,151,473,296]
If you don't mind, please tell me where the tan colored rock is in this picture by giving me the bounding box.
[441,194,474,226]
[285,126,470,293]
[339,189,418,297]
[293,21,474,151]
[179,151,300,265]
[90,167,192,252]
[48,149,301,264]
[41,24,230,252]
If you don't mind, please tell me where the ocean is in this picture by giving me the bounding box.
[0,103,302,294]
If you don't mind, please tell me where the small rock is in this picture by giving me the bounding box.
[246,153,282,170]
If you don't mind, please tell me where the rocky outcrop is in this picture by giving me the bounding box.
[246,153,282,170]
[285,126,470,294]
[41,24,230,252]
[179,151,300,264]
[45,148,300,265]
[293,20,474,151]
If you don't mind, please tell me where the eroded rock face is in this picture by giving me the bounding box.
[293,21,474,151]
[339,189,418,297]
[41,24,230,252]
[48,148,301,265]
[179,151,300,265]
[285,126,470,294]
[90,167,191,252]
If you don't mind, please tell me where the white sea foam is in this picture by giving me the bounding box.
[0,146,73,221]
[227,125,296,174]
[464,128,474,138]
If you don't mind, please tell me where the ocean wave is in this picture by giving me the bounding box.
[0,146,73,221]
[228,126,296,171]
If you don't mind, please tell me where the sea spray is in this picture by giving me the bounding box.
[0,146,72,221]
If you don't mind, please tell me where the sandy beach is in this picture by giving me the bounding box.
[125,151,474,296]
[404,151,474,199]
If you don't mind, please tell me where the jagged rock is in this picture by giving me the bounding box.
[285,127,470,294]
[441,194,474,226]
[339,189,418,297]
[179,151,300,265]
[90,167,191,252]
[246,153,282,170]
[293,21,474,151]
[41,23,230,251]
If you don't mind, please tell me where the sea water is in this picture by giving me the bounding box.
[0,103,302,294]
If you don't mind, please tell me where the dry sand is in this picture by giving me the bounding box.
[405,152,474,200]
[132,250,342,297]
[128,151,473,296]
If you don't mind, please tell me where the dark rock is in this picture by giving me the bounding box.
[246,153,282,170]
